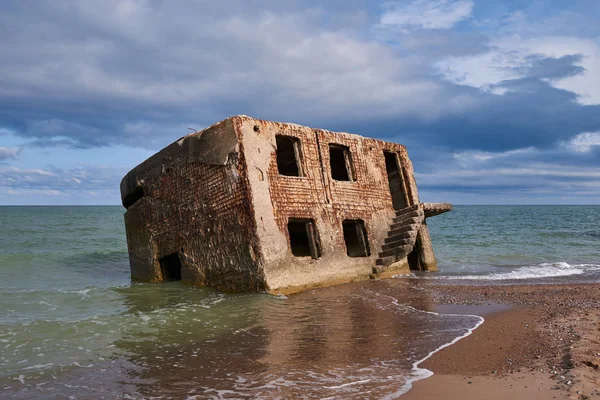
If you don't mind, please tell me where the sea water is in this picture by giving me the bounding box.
[428,205,600,282]
[0,205,598,399]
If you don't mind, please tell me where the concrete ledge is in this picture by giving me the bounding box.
[422,202,452,218]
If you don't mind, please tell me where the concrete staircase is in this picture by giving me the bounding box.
[373,204,424,274]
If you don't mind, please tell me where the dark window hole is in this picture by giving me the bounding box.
[384,151,399,174]
[276,135,303,177]
[159,252,182,281]
[287,219,320,259]
[343,220,370,257]
[123,186,145,209]
[329,144,354,181]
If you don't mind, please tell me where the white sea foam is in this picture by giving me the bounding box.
[324,379,371,389]
[138,313,151,323]
[433,262,600,281]
[72,362,94,368]
[361,289,485,399]
[22,363,54,371]
[387,307,484,400]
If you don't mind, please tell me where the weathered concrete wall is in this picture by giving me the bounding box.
[397,148,438,271]
[235,116,413,294]
[121,118,266,292]
[121,115,441,294]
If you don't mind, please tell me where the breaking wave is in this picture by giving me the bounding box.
[432,262,600,281]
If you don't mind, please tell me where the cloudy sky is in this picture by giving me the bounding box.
[1,0,599,205]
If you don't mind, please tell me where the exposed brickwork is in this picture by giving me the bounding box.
[264,125,329,230]
[121,121,265,293]
[261,125,412,258]
[121,116,447,294]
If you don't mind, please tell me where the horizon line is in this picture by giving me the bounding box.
[1,204,599,207]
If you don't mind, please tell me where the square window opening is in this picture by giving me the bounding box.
[287,219,321,259]
[276,135,303,177]
[159,252,182,281]
[329,144,355,181]
[123,186,145,209]
[343,220,370,257]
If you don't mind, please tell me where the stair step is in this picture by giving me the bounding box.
[376,256,397,266]
[374,205,424,271]
[378,244,414,259]
[393,209,423,223]
[382,238,413,251]
[390,216,423,231]
[385,230,415,244]
[395,204,420,217]
[386,224,421,239]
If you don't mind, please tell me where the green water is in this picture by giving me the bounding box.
[0,206,598,399]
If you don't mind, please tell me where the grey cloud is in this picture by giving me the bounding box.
[0,0,599,204]
[392,30,490,58]
[515,54,586,80]
[410,136,600,204]
[0,0,482,148]
[1,0,596,155]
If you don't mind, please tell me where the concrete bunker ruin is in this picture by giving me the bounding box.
[120,116,451,295]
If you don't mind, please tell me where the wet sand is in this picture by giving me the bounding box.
[402,282,600,399]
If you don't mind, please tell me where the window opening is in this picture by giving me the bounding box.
[342,220,370,257]
[383,151,408,210]
[159,252,182,281]
[329,144,355,181]
[276,135,303,177]
[287,219,321,259]
[123,186,145,209]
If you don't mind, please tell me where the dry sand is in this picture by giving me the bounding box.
[400,282,600,399]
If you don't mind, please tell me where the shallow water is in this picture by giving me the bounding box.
[0,205,598,399]
[1,281,481,399]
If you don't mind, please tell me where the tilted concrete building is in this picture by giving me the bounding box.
[120,116,451,294]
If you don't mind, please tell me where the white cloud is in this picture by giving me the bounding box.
[435,36,600,104]
[453,147,536,166]
[378,0,474,31]
[564,132,600,153]
[0,165,125,189]
[0,164,125,204]
[0,147,21,161]
[7,188,66,197]
[0,166,55,178]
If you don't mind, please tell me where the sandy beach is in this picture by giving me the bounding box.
[400,282,600,399]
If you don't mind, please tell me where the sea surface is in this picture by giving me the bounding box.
[0,205,598,399]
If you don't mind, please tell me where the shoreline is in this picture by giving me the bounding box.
[397,281,600,399]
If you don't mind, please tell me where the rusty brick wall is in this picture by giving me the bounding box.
[263,124,329,228]
[122,127,265,292]
[317,130,409,208]
[260,123,413,256]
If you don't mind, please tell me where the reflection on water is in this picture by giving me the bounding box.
[1,280,481,399]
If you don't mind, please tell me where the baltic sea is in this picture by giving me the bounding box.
[1,205,598,398]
